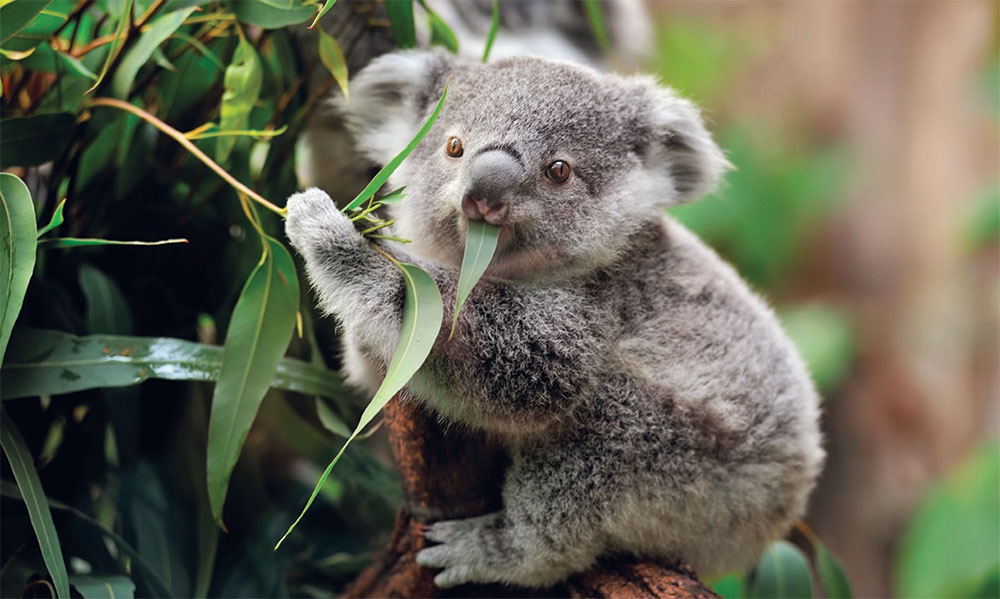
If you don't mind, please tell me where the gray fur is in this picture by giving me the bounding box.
[285,51,824,589]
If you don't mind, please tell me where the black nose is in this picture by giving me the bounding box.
[461,150,522,224]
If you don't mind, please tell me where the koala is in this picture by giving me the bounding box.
[284,50,825,589]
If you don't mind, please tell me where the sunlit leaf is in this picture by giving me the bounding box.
[36,199,66,238]
[482,0,499,62]
[0,408,70,599]
[317,29,349,101]
[384,0,415,49]
[71,575,136,599]
[38,237,188,248]
[207,237,299,527]
[343,80,449,211]
[450,219,499,338]
[378,187,407,204]
[87,0,134,93]
[309,0,336,28]
[0,0,52,46]
[1,328,347,400]
[896,442,1000,599]
[746,541,814,599]
[275,261,443,549]
[217,36,263,162]
[420,0,458,54]
[111,7,197,98]
[0,173,36,364]
[0,113,75,168]
[185,124,287,140]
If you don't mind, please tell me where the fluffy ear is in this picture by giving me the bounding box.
[638,79,731,204]
[340,49,455,166]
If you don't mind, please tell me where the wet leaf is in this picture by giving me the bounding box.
[0,408,70,599]
[450,219,499,338]
[217,36,263,162]
[275,261,442,549]
[207,237,299,527]
[0,173,36,364]
[317,29,348,101]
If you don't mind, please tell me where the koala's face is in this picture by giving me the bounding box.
[342,51,728,279]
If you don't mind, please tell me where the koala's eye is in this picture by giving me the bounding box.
[545,160,571,184]
[445,136,464,158]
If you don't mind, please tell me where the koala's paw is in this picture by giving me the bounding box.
[416,513,515,588]
[284,188,357,258]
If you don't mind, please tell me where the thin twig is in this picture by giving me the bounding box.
[88,97,285,216]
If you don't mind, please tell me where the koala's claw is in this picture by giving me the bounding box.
[415,514,507,588]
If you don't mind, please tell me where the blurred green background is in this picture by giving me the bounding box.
[1,1,997,598]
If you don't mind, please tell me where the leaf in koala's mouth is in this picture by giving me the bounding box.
[450,220,501,339]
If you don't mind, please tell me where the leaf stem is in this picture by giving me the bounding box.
[361,220,394,236]
[88,98,286,217]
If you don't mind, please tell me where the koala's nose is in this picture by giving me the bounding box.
[461,150,522,225]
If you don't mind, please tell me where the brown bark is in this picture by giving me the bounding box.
[343,397,719,599]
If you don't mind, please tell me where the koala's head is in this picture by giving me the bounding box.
[342,50,729,279]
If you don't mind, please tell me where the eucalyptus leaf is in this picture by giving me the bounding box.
[207,237,299,527]
[1,328,348,400]
[746,541,814,599]
[0,408,70,599]
[344,81,449,211]
[379,187,407,204]
[111,7,198,98]
[816,543,852,599]
[309,0,336,28]
[582,0,610,52]
[0,173,36,364]
[0,0,52,46]
[420,0,458,54]
[275,261,442,549]
[317,29,349,101]
[36,199,66,238]
[482,0,499,62]
[0,113,75,168]
[233,0,315,29]
[384,0,416,49]
[70,575,136,599]
[217,36,263,162]
[38,237,188,248]
[450,219,499,338]
[88,0,134,93]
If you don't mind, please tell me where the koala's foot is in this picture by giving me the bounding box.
[416,512,579,589]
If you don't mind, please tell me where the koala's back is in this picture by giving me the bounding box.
[505,215,824,576]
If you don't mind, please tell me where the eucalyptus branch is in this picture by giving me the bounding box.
[88,98,285,217]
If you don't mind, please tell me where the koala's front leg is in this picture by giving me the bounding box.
[284,189,416,356]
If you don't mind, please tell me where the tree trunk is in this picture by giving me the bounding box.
[342,397,719,599]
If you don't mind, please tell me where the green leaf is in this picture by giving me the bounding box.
[87,0,134,93]
[217,35,263,163]
[232,0,315,29]
[38,237,188,248]
[895,442,1000,599]
[275,261,442,549]
[1,173,36,364]
[450,219,499,338]
[185,124,287,140]
[0,407,70,599]
[0,113,75,168]
[384,0,415,49]
[1,328,348,400]
[309,0,336,28]
[481,0,499,62]
[816,543,852,599]
[420,0,458,54]
[20,41,98,80]
[780,302,855,394]
[746,541,814,599]
[0,479,173,598]
[111,6,198,98]
[582,0,610,53]
[36,199,66,238]
[317,29,349,101]
[79,264,133,335]
[378,186,407,204]
[0,0,52,46]
[70,576,136,599]
[344,80,449,211]
[207,237,299,527]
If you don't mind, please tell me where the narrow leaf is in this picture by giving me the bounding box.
[421,0,458,54]
[317,29,349,101]
[0,0,52,46]
[817,543,852,599]
[343,80,449,211]
[309,0,336,29]
[482,0,499,62]
[234,0,315,29]
[450,219,499,338]
[87,0,134,94]
[111,7,197,98]
[1,328,349,401]
[38,237,188,248]
[276,261,442,549]
[0,408,70,599]
[207,237,299,527]
[0,173,36,364]
[37,199,66,238]
[185,124,287,140]
[217,35,263,162]
[70,576,136,599]
[378,186,407,204]
[384,0,416,49]
[583,0,611,53]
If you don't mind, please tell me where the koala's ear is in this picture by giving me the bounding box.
[340,49,456,166]
[637,80,731,204]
